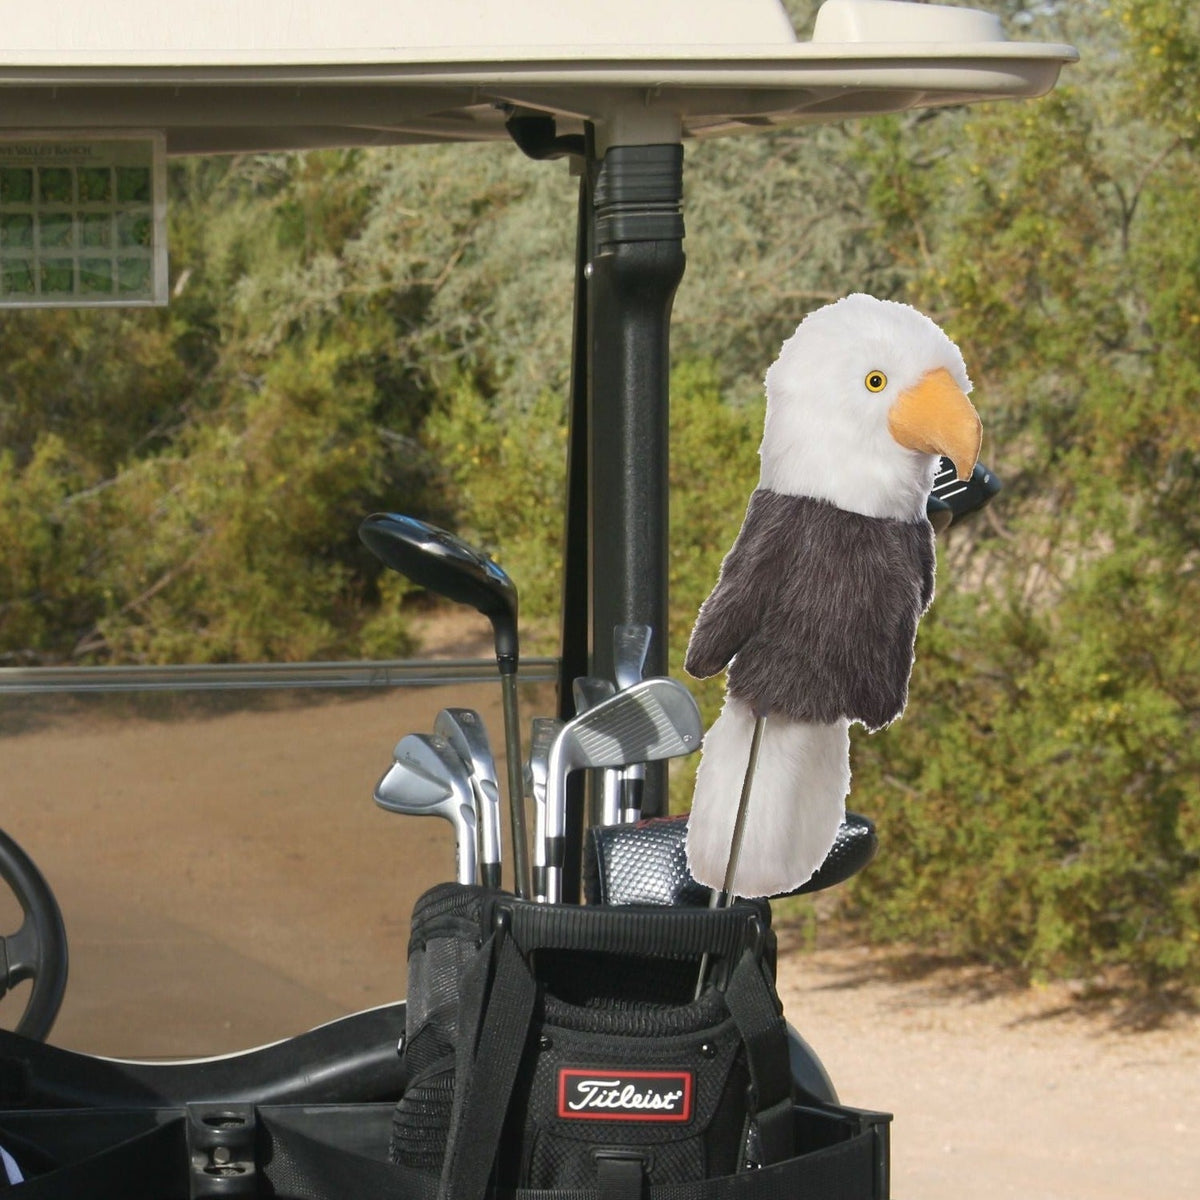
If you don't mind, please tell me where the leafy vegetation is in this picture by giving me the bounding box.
[1,3,1195,991]
[835,0,1200,993]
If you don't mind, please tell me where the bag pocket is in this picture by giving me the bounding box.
[390,1055,456,1171]
[500,995,751,1189]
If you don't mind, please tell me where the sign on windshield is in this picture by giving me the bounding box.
[0,132,166,308]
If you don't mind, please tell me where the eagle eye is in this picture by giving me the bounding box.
[864,370,888,393]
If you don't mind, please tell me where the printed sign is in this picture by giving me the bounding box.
[0,133,167,308]
[557,1069,693,1123]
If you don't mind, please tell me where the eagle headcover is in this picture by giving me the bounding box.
[685,294,982,898]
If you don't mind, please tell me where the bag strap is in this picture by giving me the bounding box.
[437,915,539,1200]
[723,950,794,1166]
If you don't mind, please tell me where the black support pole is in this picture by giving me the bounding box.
[556,163,595,902]
[588,142,686,818]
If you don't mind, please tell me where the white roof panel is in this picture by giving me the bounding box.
[0,1,1077,153]
[1,0,800,58]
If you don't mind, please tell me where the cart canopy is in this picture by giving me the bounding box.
[0,0,1075,153]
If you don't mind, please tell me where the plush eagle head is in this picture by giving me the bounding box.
[759,293,982,522]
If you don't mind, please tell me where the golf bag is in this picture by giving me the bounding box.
[389,881,888,1199]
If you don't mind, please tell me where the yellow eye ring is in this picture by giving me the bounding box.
[864,370,888,393]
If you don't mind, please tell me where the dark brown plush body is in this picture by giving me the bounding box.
[685,490,935,732]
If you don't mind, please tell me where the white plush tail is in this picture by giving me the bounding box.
[686,694,850,898]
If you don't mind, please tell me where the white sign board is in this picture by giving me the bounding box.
[0,132,166,308]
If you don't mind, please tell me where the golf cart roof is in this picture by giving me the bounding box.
[0,0,1077,154]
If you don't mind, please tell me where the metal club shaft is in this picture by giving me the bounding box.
[500,671,531,899]
[694,713,767,996]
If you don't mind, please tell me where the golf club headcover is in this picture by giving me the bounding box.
[584,813,877,908]
[684,294,981,898]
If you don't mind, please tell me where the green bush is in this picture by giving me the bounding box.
[830,1,1200,992]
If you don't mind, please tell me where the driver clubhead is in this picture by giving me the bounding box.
[383,733,479,886]
[358,513,518,664]
[434,707,503,889]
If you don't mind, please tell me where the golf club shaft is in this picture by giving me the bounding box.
[574,675,617,831]
[613,624,652,826]
[500,670,531,899]
[528,717,560,903]
[619,763,644,824]
[434,708,504,891]
[455,826,477,886]
[479,802,502,889]
[694,713,767,996]
[600,770,622,825]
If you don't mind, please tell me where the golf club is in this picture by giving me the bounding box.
[434,707,503,889]
[571,676,620,826]
[928,456,1002,529]
[694,713,767,997]
[543,677,703,903]
[526,717,562,903]
[612,624,651,692]
[375,733,479,886]
[359,513,530,898]
[612,624,653,823]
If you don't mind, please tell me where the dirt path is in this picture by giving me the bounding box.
[776,939,1198,1199]
[2,629,1196,1197]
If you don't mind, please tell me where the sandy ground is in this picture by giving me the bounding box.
[777,941,1199,1199]
[2,619,1197,1197]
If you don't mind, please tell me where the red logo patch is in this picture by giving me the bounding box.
[557,1069,693,1122]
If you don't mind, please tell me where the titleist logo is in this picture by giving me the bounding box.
[557,1069,693,1122]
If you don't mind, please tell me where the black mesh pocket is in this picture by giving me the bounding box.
[395,884,492,1170]
[389,1058,456,1170]
[405,884,488,1076]
[498,995,750,1189]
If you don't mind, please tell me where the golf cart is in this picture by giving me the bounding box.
[0,1,1073,1194]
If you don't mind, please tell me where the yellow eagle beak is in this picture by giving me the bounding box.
[887,367,982,481]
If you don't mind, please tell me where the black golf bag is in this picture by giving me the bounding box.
[385,878,890,1200]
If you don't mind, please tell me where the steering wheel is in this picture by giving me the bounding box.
[0,828,69,1041]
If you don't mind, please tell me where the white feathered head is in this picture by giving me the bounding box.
[759,293,981,522]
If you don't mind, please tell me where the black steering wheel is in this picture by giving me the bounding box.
[0,828,68,1041]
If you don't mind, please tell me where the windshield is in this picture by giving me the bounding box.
[1,669,552,1057]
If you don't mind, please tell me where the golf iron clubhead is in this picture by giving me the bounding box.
[572,677,620,827]
[572,676,616,713]
[434,707,503,890]
[359,512,530,899]
[612,624,653,824]
[526,717,562,903]
[379,733,478,887]
[543,677,703,903]
[612,624,652,692]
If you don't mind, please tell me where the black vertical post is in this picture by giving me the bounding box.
[588,142,686,818]
[557,163,595,902]
[559,168,594,706]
